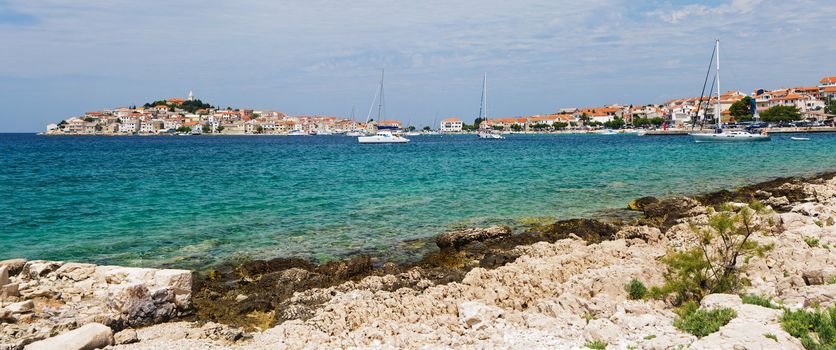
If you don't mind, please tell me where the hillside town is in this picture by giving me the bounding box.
[45,76,836,135]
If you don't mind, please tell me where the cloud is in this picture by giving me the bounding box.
[647,0,763,24]
[0,0,834,131]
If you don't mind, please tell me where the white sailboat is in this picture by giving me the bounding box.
[475,73,504,140]
[690,40,770,143]
[359,69,410,144]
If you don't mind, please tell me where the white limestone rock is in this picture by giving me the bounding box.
[24,322,113,350]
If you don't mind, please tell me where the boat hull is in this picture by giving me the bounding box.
[477,133,504,139]
[358,136,410,143]
[690,133,770,142]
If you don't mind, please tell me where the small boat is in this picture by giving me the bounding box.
[791,137,810,141]
[346,130,367,137]
[404,131,420,136]
[358,130,410,143]
[287,130,309,136]
[597,129,618,135]
[477,131,505,139]
[314,131,333,136]
[637,130,648,136]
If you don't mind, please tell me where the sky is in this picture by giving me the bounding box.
[0,0,834,132]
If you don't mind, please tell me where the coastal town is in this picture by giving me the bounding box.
[45,76,836,136]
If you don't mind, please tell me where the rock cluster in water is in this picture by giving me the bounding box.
[0,261,191,349]
[3,172,836,349]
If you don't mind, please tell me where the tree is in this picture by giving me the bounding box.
[553,122,569,130]
[217,125,225,133]
[759,105,801,122]
[579,113,591,124]
[825,96,836,115]
[83,117,95,122]
[175,126,191,133]
[491,125,504,131]
[255,125,264,134]
[530,123,550,131]
[202,125,212,133]
[604,116,625,129]
[729,96,753,121]
[510,124,523,131]
[422,126,431,131]
[473,117,485,128]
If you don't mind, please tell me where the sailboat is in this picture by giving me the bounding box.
[358,69,411,144]
[345,105,367,136]
[475,73,504,140]
[690,40,770,143]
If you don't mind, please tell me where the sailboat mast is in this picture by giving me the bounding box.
[377,68,385,122]
[715,39,721,131]
[484,73,488,122]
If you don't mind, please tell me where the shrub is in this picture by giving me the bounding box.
[584,340,608,349]
[742,294,779,309]
[781,305,836,350]
[657,206,763,304]
[764,333,778,342]
[804,237,820,248]
[674,303,737,338]
[626,279,648,300]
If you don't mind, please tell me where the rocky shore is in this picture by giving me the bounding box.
[3,172,836,349]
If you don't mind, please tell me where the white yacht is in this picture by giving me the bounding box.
[358,130,410,143]
[288,130,309,136]
[346,130,367,137]
[690,40,770,143]
[358,69,410,144]
[475,73,505,140]
[477,131,504,139]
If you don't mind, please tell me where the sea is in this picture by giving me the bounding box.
[2,132,834,269]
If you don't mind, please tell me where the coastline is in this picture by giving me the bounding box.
[3,171,836,349]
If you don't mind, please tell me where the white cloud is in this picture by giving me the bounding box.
[0,0,834,131]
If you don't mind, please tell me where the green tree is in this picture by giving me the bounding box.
[492,125,504,131]
[729,96,753,121]
[510,124,523,131]
[217,125,225,133]
[553,122,569,130]
[202,124,212,133]
[579,113,591,124]
[175,126,191,133]
[759,105,801,122]
[422,126,431,131]
[825,96,836,115]
[255,125,264,134]
[530,123,550,130]
[473,117,485,128]
[604,116,625,129]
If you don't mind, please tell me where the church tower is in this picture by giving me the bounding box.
[188,91,194,101]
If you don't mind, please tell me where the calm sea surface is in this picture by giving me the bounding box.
[2,133,834,268]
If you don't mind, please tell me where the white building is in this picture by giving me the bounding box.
[439,118,463,132]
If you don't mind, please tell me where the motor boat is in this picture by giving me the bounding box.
[791,137,810,141]
[346,130,367,137]
[287,130,309,136]
[358,130,410,143]
[477,131,504,139]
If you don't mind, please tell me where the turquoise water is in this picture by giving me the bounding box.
[1,133,834,268]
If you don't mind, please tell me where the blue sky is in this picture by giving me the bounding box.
[0,0,834,131]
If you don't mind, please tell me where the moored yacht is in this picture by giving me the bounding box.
[689,40,770,143]
[358,130,410,143]
[475,73,505,140]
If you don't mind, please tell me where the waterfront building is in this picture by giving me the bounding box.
[439,118,463,132]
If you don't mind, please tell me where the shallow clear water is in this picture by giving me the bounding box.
[1,133,834,268]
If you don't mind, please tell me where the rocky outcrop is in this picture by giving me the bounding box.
[436,225,512,249]
[24,323,113,350]
[0,261,192,349]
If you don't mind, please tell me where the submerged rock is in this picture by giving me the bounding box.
[627,196,659,211]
